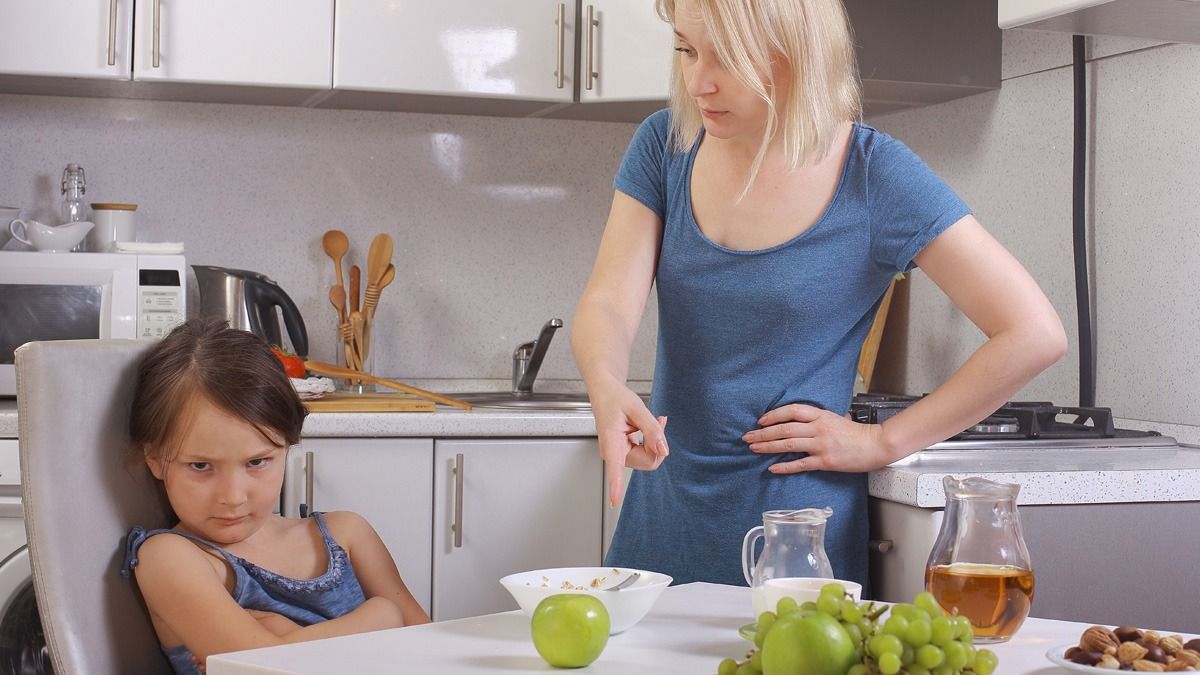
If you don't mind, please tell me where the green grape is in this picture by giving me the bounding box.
[749,649,762,671]
[952,615,973,641]
[844,622,864,646]
[817,592,842,616]
[734,662,758,675]
[775,596,799,616]
[889,603,915,621]
[717,658,739,675]
[930,616,955,646]
[869,634,903,658]
[932,666,954,675]
[916,643,945,668]
[847,665,871,675]
[974,649,999,675]
[908,666,932,675]
[755,611,776,648]
[962,644,977,670]
[914,591,944,618]
[821,582,848,598]
[877,652,902,675]
[841,598,863,623]
[856,617,874,637]
[799,601,819,614]
[883,614,909,637]
[901,643,915,666]
[905,617,932,646]
[943,640,968,670]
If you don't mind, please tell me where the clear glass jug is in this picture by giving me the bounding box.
[925,476,1035,643]
[742,508,834,616]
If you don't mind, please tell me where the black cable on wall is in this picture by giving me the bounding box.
[1072,34,1096,408]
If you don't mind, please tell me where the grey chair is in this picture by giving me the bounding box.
[16,339,173,675]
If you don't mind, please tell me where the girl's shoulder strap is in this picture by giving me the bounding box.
[121,525,237,578]
[309,512,340,548]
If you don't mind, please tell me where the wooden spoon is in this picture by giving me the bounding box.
[322,229,350,291]
[328,284,347,325]
[366,233,393,288]
[304,360,473,410]
[349,265,361,314]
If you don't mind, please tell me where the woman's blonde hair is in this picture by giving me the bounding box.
[656,0,862,193]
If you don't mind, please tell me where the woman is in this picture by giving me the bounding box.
[571,0,1066,588]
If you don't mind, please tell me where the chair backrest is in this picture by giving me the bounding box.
[16,339,173,675]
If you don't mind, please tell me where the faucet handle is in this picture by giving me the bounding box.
[512,318,563,393]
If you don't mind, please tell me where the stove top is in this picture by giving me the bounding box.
[850,393,1173,447]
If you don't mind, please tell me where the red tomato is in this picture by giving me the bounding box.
[271,347,306,378]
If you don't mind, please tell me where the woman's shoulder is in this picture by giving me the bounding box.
[851,123,924,167]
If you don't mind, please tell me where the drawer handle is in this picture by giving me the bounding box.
[152,0,161,68]
[452,453,464,547]
[299,450,315,518]
[870,539,894,554]
[107,0,118,66]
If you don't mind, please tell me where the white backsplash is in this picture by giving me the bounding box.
[0,94,658,382]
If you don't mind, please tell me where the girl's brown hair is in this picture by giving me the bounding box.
[129,317,307,465]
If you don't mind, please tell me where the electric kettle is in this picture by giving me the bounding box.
[193,265,309,357]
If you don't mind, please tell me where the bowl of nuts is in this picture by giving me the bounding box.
[1047,624,1200,672]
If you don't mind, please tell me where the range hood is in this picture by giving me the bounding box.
[848,0,1001,117]
[1000,0,1200,43]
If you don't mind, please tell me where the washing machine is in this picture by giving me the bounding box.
[0,439,49,674]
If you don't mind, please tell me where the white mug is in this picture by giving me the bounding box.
[88,203,137,252]
[753,577,864,617]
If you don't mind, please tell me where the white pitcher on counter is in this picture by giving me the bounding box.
[742,507,835,617]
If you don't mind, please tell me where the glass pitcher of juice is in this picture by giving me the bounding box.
[925,476,1035,643]
[742,508,834,617]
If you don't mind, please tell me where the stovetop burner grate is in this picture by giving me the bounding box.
[849,394,1161,441]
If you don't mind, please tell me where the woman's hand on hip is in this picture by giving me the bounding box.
[743,403,893,473]
[591,384,668,507]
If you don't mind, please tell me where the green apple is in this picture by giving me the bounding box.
[761,611,857,675]
[530,594,610,668]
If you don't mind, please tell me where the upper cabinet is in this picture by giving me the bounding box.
[132,0,333,88]
[0,0,133,80]
[330,0,672,118]
[999,0,1200,44]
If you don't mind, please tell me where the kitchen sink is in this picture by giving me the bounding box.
[453,391,594,410]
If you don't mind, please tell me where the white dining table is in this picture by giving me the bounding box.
[205,582,1133,674]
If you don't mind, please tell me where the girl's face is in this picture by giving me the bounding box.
[672,0,789,143]
[146,394,287,545]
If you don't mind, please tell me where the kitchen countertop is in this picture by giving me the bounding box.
[4,395,1198,506]
[208,582,1180,674]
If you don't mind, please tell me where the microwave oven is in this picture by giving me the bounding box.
[0,251,186,396]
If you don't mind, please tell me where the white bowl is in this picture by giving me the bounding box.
[499,566,672,634]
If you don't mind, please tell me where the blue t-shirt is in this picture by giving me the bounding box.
[605,109,970,588]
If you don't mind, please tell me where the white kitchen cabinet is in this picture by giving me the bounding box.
[334,1,669,104]
[132,0,333,88]
[432,439,603,621]
[282,438,434,616]
[0,0,133,80]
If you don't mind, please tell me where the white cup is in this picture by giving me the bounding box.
[88,203,137,252]
[753,577,864,617]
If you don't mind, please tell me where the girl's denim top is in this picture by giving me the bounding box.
[121,512,367,675]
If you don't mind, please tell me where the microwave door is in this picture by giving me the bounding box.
[0,284,103,366]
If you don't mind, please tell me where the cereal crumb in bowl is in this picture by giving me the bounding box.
[500,567,671,634]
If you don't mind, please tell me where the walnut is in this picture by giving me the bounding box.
[1121,641,1152,663]
[1162,638,1186,656]
[1133,659,1167,672]
[1098,654,1123,669]
[1081,626,1122,654]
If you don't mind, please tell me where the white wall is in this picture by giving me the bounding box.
[0,95,657,382]
[869,31,1200,437]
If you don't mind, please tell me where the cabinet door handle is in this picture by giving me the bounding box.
[555,3,566,89]
[107,0,118,67]
[452,453,464,548]
[585,4,598,91]
[152,0,161,68]
[870,539,894,554]
[300,450,315,518]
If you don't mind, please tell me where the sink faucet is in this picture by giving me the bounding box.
[512,318,563,394]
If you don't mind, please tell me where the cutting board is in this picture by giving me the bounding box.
[304,392,436,413]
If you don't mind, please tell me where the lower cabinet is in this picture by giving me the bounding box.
[283,437,603,622]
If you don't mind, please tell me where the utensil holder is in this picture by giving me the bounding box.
[335,323,375,393]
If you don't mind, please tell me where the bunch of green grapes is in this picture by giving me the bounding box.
[716,585,999,675]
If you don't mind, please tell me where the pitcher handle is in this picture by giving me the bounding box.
[741,526,764,586]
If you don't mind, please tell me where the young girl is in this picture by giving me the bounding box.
[121,317,429,673]
[573,0,1067,588]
